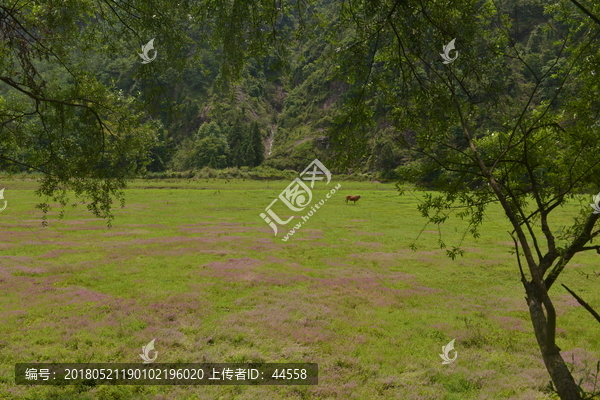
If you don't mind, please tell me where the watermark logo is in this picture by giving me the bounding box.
[0,188,7,212]
[260,159,340,240]
[591,192,600,214]
[139,339,158,363]
[440,38,458,64]
[439,339,457,364]
[139,38,157,64]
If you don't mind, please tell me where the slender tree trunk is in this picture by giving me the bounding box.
[525,281,582,400]
[454,81,584,400]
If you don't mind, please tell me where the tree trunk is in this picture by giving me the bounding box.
[525,282,582,400]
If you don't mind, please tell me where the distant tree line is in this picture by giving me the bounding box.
[169,120,265,171]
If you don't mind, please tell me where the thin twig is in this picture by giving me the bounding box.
[561,283,600,325]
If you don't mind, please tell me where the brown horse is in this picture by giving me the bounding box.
[345,195,361,205]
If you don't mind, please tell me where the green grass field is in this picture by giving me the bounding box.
[1,178,599,399]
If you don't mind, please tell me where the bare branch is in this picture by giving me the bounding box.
[561,284,600,325]
[568,0,600,27]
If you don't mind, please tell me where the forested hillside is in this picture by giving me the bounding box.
[133,0,580,179]
[79,0,344,174]
[0,0,597,180]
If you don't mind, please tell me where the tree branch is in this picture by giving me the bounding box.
[568,0,600,27]
[561,283,600,325]
[545,212,600,290]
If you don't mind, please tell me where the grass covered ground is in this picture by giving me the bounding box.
[0,177,599,399]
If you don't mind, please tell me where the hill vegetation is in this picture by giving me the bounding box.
[1,0,589,181]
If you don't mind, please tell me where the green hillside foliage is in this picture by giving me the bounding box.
[1,0,595,182]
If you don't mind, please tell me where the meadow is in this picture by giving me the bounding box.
[0,177,599,400]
